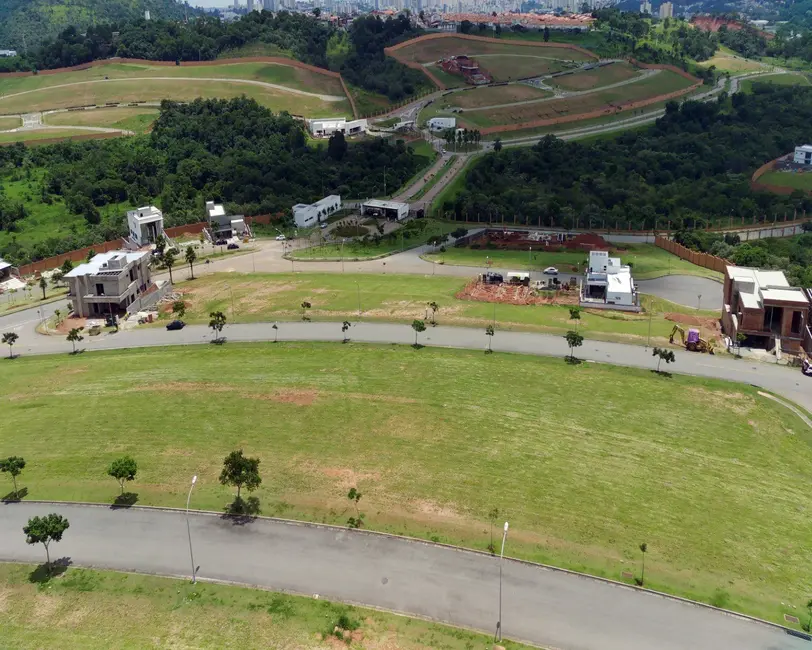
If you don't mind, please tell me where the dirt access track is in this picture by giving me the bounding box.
[385,33,598,90]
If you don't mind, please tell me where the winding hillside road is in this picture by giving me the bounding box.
[0,503,807,650]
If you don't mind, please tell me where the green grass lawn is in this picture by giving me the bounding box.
[0,564,528,650]
[2,343,811,625]
[169,271,719,346]
[0,129,99,144]
[424,243,723,280]
[739,73,810,94]
[44,107,160,133]
[0,115,21,130]
[290,219,456,260]
[759,169,812,192]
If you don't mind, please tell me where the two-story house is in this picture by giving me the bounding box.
[65,251,152,317]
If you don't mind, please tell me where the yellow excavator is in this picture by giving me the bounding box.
[669,325,716,354]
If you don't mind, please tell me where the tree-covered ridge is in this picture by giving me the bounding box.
[0,12,431,101]
[0,0,193,51]
[444,86,812,230]
[0,97,429,265]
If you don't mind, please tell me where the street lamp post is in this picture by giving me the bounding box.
[186,475,198,584]
[355,281,361,319]
[341,238,345,273]
[495,521,509,642]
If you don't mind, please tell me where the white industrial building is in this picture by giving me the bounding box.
[126,206,164,247]
[793,145,812,165]
[292,195,342,228]
[308,117,368,138]
[206,201,246,239]
[581,250,638,310]
[360,199,409,221]
[428,116,456,131]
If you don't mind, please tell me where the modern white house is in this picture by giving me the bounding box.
[206,201,246,239]
[360,199,410,221]
[126,206,164,247]
[308,117,369,138]
[0,257,12,282]
[428,116,456,131]
[292,195,342,228]
[65,251,153,317]
[580,250,638,310]
[793,145,812,165]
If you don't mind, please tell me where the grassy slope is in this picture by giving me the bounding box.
[395,38,593,64]
[2,343,811,624]
[0,564,529,650]
[739,73,811,94]
[167,272,718,345]
[758,169,812,191]
[43,107,159,132]
[423,243,723,280]
[0,129,102,143]
[550,61,639,91]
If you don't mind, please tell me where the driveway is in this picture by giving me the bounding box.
[636,275,723,310]
[0,503,807,650]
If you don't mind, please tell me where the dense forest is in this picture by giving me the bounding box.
[443,86,812,232]
[0,97,429,265]
[0,12,431,101]
[0,0,193,51]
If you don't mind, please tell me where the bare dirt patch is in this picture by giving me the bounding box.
[54,316,87,334]
[456,279,578,306]
[664,312,722,335]
[267,388,319,406]
[319,467,382,490]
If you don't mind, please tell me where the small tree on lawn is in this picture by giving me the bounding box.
[487,506,500,553]
[347,487,364,528]
[54,309,62,325]
[568,307,581,331]
[163,248,177,284]
[60,259,74,276]
[564,330,583,361]
[107,456,137,494]
[427,301,439,325]
[411,319,426,347]
[66,327,84,354]
[301,301,311,321]
[38,276,47,300]
[209,311,226,343]
[219,449,261,500]
[51,270,64,287]
[652,347,675,373]
[185,245,197,279]
[341,320,351,343]
[0,456,26,497]
[23,513,69,574]
[485,324,494,353]
[2,332,19,359]
[272,323,279,343]
[172,300,186,320]
[639,542,648,586]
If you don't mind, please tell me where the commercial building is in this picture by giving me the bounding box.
[206,201,246,239]
[580,250,638,310]
[126,206,164,247]
[292,195,342,228]
[428,116,456,131]
[793,144,812,165]
[721,266,809,353]
[658,1,673,18]
[307,117,368,138]
[639,0,652,13]
[360,199,409,221]
[65,251,152,317]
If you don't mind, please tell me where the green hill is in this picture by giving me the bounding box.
[0,0,194,50]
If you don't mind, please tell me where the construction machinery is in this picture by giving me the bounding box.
[669,325,716,354]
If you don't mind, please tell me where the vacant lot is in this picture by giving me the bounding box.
[698,50,766,74]
[0,61,346,98]
[0,564,525,650]
[0,78,348,116]
[477,54,573,81]
[758,169,812,191]
[393,37,594,64]
[740,72,811,93]
[0,129,100,144]
[168,272,719,344]
[550,61,640,91]
[2,343,810,623]
[0,115,21,130]
[44,107,160,133]
[449,83,551,108]
[466,70,695,128]
[424,242,723,280]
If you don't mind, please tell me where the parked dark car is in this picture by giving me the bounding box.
[215,239,227,246]
[166,320,185,331]
[227,243,239,250]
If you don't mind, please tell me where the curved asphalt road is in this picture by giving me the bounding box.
[0,503,808,650]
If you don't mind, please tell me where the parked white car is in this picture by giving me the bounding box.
[275,234,286,241]
[543,267,559,276]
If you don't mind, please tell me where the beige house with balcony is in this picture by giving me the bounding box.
[65,251,152,317]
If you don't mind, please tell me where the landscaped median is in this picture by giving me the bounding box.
[1,342,811,627]
[0,563,531,649]
[162,271,721,347]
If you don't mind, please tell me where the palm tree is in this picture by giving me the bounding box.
[185,245,197,280]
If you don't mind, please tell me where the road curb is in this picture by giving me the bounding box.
[4,498,805,637]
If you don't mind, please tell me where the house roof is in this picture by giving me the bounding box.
[727,265,809,308]
[0,258,10,272]
[607,269,633,294]
[362,199,409,211]
[65,251,148,277]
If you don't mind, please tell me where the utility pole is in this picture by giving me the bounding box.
[495,521,509,643]
[383,166,387,198]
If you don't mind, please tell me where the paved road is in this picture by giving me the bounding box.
[8,320,811,412]
[636,275,722,309]
[0,503,806,650]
